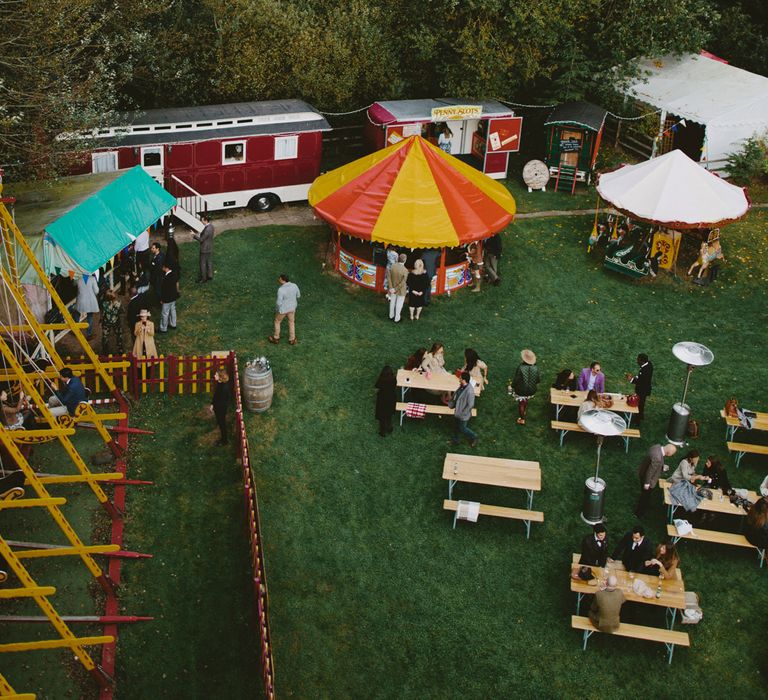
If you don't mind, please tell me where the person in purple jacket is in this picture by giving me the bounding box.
[578,362,605,394]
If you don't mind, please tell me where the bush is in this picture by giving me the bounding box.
[726,134,768,184]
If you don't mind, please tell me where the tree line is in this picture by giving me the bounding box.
[0,0,763,180]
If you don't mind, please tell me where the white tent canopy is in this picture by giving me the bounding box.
[597,150,750,228]
[624,53,768,169]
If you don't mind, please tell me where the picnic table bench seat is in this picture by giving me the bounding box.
[396,401,475,427]
[726,441,768,468]
[571,615,689,665]
[551,420,640,452]
[443,499,543,539]
[666,524,765,568]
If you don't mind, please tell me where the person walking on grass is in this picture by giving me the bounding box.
[483,233,502,286]
[511,349,540,425]
[210,368,232,446]
[268,274,301,345]
[101,289,124,355]
[159,261,179,333]
[193,214,214,283]
[374,365,397,437]
[635,443,677,518]
[387,253,408,323]
[449,371,478,447]
[76,273,100,340]
[407,259,429,320]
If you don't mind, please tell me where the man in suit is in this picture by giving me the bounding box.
[47,367,87,417]
[483,233,503,286]
[627,353,653,422]
[159,261,180,332]
[589,575,624,632]
[635,443,677,517]
[580,523,609,567]
[578,362,605,394]
[149,242,165,304]
[610,526,654,573]
[387,253,408,323]
[193,215,215,283]
[420,249,440,305]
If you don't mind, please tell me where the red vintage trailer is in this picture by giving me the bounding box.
[67,99,331,230]
[365,99,522,179]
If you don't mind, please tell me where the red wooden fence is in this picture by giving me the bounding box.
[67,351,277,699]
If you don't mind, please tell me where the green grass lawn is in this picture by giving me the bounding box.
[5,206,768,698]
[160,212,767,698]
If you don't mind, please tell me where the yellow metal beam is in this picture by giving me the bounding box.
[0,586,56,599]
[0,671,37,698]
[0,538,102,669]
[0,635,113,653]
[14,544,120,559]
[37,472,122,485]
[0,203,117,394]
[0,435,107,583]
[0,497,67,510]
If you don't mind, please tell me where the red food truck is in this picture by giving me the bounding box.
[66,99,331,230]
[365,99,522,179]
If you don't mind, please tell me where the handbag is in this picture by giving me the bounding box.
[687,419,700,438]
[674,518,693,536]
[626,393,639,407]
[724,397,739,418]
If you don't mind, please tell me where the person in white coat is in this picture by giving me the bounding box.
[76,273,100,339]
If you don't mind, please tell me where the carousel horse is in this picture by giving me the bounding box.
[688,239,724,278]
[587,223,608,252]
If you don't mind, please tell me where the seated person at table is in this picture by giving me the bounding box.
[404,348,426,371]
[744,498,768,549]
[702,456,731,494]
[420,343,448,374]
[589,575,624,633]
[552,369,578,391]
[578,362,605,394]
[609,526,654,573]
[461,348,488,390]
[577,390,608,421]
[669,449,709,485]
[645,540,680,579]
[47,367,87,418]
[580,523,609,567]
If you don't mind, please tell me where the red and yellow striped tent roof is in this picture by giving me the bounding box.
[308,135,516,248]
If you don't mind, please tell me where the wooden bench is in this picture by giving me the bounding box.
[551,420,640,452]
[571,615,690,665]
[666,524,765,568]
[396,402,476,427]
[443,499,543,539]
[726,441,768,468]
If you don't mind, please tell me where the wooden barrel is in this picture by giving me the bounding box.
[243,363,274,413]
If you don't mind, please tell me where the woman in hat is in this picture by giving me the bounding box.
[132,309,158,359]
[511,349,540,425]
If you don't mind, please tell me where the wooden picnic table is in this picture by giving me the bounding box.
[661,479,758,522]
[570,559,686,628]
[720,408,768,441]
[442,453,540,508]
[550,388,639,426]
[397,368,481,402]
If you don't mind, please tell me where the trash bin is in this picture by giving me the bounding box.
[666,401,690,446]
[581,477,606,525]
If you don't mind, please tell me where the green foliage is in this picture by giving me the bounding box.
[707,1,768,76]
[726,135,768,185]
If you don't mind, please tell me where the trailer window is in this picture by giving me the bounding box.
[274,135,299,160]
[222,141,246,165]
[91,151,118,173]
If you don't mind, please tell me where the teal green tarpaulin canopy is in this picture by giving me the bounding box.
[44,166,176,274]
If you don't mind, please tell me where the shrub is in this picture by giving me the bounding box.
[726,134,768,184]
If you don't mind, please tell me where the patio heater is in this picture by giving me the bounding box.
[578,409,628,525]
[666,341,715,446]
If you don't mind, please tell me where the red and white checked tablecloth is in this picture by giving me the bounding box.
[405,403,427,419]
